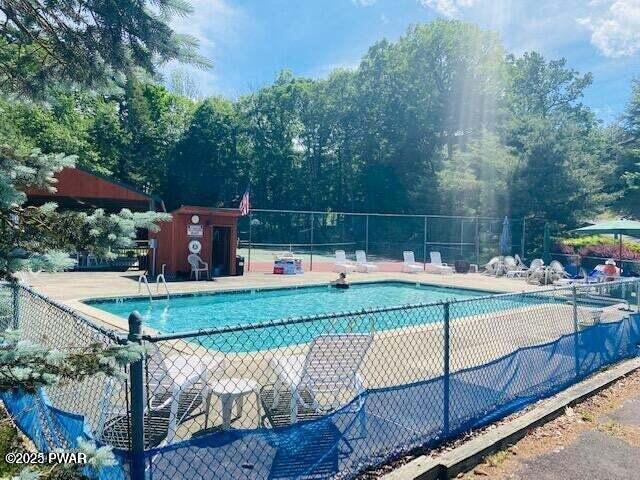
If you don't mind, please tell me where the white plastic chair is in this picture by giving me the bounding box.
[96,346,225,447]
[269,333,373,424]
[188,254,209,281]
[333,250,356,274]
[424,251,454,275]
[402,251,422,273]
[355,250,378,273]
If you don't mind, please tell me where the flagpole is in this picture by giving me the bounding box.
[248,211,252,273]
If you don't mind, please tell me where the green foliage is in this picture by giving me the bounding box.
[168,97,245,208]
[81,209,172,259]
[0,329,145,479]
[0,329,146,393]
[610,79,640,217]
[437,133,517,216]
[0,0,210,96]
[560,235,640,254]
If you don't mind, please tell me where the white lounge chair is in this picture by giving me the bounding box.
[96,346,225,447]
[525,258,547,284]
[333,250,356,274]
[188,254,209,281]
[483,256,500,275]
[506,254,530,278]
[504,256,517,271]
[424,251,454,275]
[402,251,423,273]
[549,260,569,279]
[355,250,378,273]
[269,333,373,424]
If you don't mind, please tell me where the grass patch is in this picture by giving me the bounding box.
[0,404,25,478]
[486,449,510,467]
[580,411,595,423]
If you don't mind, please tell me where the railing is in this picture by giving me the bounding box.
[2,279,640,480]
[137,274,153,301]
[155,264,170,299]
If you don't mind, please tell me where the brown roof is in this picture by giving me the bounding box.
[26,167,154,203]
[172,206,242,217]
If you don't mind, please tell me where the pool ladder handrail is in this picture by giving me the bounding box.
[138,274,153,302]
[156,264,170,299]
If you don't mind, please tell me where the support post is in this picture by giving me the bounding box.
[475,217,480,268]
[365,215,369,254]
[147,238,157,279]
[443,301,450,436]
[521,218,526,258]
[572,286,579,379]
[460,221,464,256]
[11,282,20,329]
[310,213,314,272]
[128,312,146,480]
[248,212,252,273]
[636,279,639,312]
[423,216,428,270]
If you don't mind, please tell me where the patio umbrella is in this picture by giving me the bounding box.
[499,217,511,256]
[573,219,640,263]
[543,223,551,264]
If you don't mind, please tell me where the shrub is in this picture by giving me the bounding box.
[554,235,640,260]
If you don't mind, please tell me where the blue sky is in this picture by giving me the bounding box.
[167,0,640,122]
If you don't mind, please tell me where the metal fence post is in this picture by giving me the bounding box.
[443,301,450,436]
[423,216,428,270]
[521,218,526,258]
[572,286,579,379]
[365,215,369,254]
[247,212,252,273]
[310,213,314,272]
[11,282,20,329]
[636,279,639,312]
[475,217,480,267]
[128,312,146,480]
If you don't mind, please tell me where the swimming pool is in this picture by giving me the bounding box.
[86,282,534,352]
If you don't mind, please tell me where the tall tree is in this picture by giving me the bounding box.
[505,52,607,243]
[611,79,640,217]
[0,0,210,95]
[168,97,245,208]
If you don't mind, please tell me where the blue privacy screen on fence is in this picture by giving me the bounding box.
[138,315,640,479]
[3,280,640,480]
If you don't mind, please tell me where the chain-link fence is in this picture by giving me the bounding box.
[237,210,526,273]
[0,283,130,479]
[3,279,640,479]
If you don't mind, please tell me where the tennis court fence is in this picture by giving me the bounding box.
[237,209,527,272]
[2,279,640,480]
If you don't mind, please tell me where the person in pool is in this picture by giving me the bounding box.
[331,272,350,289]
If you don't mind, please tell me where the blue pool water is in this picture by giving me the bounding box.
[86,282,538,352]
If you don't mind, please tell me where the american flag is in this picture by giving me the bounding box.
[239,186,250,216]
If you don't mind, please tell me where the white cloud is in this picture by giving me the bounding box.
[170,0,245,55]
[352,0,378,6]
[578,0,640,58]
[419,0,479,18]
[164,0,246,95]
